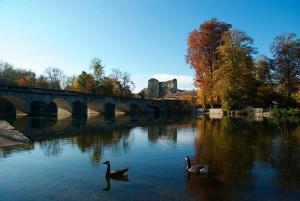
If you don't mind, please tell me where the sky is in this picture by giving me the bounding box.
[0,0,300,92]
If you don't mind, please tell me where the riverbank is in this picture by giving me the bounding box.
[0,120,31,147]
[194,107,300,119]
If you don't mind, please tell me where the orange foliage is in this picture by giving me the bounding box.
[186,18,231,105]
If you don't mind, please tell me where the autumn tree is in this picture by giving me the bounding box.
[271,33,300,106]
[216,30,256,111]
[45,67,65,89]
[36,75,49,88]
[186,18,231,106]
[97,77,122,96]
[65,76,78,91]
[15,70,36,87]
[76,71,94,93]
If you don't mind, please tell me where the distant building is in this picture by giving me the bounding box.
[148,78,177,98]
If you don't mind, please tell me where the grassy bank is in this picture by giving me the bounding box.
[268,108,300,117]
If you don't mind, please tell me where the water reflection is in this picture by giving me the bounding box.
[188,117,300,200]
[0,115,300,201]
[1,115,193,164]
[102,176,130,192]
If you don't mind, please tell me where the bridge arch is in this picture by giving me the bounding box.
[115,103,129,115]
[0,96,29,116]
[45,98,72,118]
[87,101,103,115]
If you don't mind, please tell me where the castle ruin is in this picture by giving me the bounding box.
[147,78,177,98]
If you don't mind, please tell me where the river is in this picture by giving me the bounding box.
[0,115,300,201]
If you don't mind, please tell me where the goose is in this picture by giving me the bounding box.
[185,156,208,174]
[102,161,129,178]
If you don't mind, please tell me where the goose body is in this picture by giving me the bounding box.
[102,161,129,178]
[185,156,208,174]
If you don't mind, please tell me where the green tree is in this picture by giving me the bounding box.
[0,62,18,85]
[90,57,105,84]
[216,30,256,111]
[254,56,275,106]
[271,33,300,106]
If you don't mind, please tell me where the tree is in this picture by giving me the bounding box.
[90,57,105,84]
[0,62,18,85]
[255,55,273,83]
[36,75,49,88]
[45,67,65,89]
[15,70,36,87]
[216,30,256,111]
[271,33,300,106]
[110,68,135,96]
[186,18,231,105]
[76,71,94,93]
[98,77,122,96]
[65,76,78,91]
[254,56,275,106]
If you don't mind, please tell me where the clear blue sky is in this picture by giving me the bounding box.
[0,0,299,92]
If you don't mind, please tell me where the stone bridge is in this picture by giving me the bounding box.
[0,85,192,118]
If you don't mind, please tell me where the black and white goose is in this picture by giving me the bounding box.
[102,161,129,178]
[185,156,208,174]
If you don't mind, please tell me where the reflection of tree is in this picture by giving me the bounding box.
[147,125,177,143]
[72,128,132,165]
[40,138,63,156]
[187,117,300,200]
[271,121,300,188]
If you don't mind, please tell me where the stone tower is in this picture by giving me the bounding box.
[148,78,159,98]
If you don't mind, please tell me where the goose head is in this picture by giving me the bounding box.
[102,161,110,165]
[185,156,191,169]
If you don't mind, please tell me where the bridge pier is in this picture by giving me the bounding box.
[72,101,87,117]
[103,103,115,117]
[31,101,47,117]
[128,104,140,114]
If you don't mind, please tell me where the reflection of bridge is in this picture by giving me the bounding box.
[0,85,192,117]
[11,115,193,141]
[1,115,194,161]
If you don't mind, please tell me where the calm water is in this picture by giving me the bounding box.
[1,115,300,201]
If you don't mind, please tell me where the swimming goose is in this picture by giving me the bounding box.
[102,161,129,178]
[185,156,208,174]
